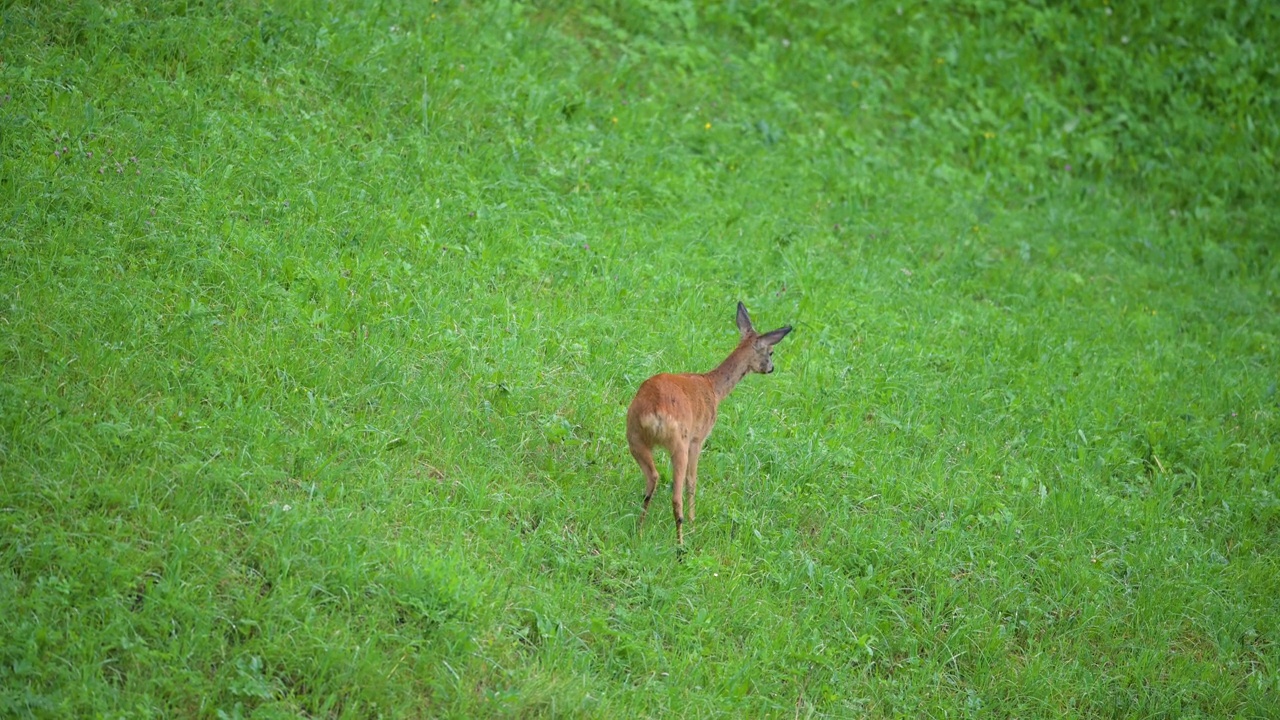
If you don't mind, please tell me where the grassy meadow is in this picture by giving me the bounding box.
[3,1,1279,716]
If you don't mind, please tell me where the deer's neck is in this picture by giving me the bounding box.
[704,341,753,402]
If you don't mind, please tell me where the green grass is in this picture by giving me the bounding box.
[3,1,1279,716]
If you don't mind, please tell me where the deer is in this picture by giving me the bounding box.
[626,301,793,548]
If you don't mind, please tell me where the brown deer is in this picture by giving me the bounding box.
[626,301,792,548]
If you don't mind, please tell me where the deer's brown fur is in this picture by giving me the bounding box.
[626,302,792,547]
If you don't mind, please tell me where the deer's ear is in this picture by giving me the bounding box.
[736,301,755,337]
[759,326,792,346]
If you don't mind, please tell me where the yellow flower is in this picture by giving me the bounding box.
[611,117,618,124]
[704,122,712,130]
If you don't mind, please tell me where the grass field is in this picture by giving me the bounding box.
[3,1,1279,717]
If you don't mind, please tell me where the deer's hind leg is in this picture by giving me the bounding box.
[686,438,704,536]
[670,438,690,547]
[629,440,661,534]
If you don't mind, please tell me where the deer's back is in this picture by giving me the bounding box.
[626,373,718,448]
